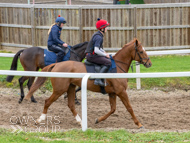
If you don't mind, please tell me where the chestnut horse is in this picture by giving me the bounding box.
[6,42,88,103]
[24,38,152,128]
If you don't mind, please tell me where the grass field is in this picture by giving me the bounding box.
[1,128,190,143]
[0,54,190,90]
[130,0,144,4]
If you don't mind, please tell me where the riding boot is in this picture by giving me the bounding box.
[94,65,109,86]
[57,52,65,62]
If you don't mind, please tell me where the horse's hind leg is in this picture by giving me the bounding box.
[18,76,29,103]
[37,79,70,124]
[27,77,37,103]
[67,84,82,126]
[95,93,116,124]
[118,90,143,129]
[36,90,64,124]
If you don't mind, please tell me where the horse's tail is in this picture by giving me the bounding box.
[24,64,56,100]
[6,49,24,82]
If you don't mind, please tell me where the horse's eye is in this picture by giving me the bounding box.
[140,51,143,54]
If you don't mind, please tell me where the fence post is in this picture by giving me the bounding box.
[81,74,91,131]
[31,5,36,47]
[79,7,83,43]
[133,6,141,89]
[0,27,1,50]
[133,6,137,38]
[136,63,141,89]
[0,18,1,49]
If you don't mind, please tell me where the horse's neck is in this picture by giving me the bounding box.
[113,44,133,73]
[74,45,86,61]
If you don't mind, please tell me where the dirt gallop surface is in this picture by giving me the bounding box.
[0,87,190,132]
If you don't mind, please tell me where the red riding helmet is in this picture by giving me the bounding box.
[96,18,109,30]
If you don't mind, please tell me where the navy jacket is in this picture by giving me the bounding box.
[93,31,103,48]
[85,31,103,53]
[47,24,65,46]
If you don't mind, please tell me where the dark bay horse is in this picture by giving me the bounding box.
[6,42,88,103]
[24,38,152,129]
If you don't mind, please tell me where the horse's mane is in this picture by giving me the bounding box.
[72,41,88,50]
[113,38,137,58]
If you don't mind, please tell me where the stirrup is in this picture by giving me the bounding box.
[94,79,107,87]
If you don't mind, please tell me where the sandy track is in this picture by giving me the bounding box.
[0,87,190,132]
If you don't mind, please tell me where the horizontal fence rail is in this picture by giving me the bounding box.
[1,70,190,79]
[144,0,190,4]
[1,49,190,89]
[0,70,190,131]
[1,49,190,57]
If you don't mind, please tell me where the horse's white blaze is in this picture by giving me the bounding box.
[37,113,46,123]
[75,114,82,126]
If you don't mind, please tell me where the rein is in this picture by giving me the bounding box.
[114,59,128,73]
[68,46,82,61]
[114,43,150,73]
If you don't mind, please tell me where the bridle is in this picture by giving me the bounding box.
[134,43,150,66]
[114,43,150,73]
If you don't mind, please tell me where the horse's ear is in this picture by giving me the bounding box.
[136,39,138,46]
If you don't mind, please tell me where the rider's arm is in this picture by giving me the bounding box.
[93,36,106,56]
[94,47,107,56]
[51,27,65,45]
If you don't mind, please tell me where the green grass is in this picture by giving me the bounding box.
[0,56,24,88]
[0,55,190,90]
[130,0,144,4]
[1,128,190,143]
[127,55,190,89]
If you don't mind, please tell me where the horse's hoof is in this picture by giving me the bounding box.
[75,100,81,105]
[18,99,22,104]
[139,126,145,129]
[36,119,41,124]
[24,97,30,100]
[95,118,99,124]
[31,100,37,103]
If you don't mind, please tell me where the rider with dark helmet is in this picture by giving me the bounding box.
[47,15,68,62]
[85,18,111,86]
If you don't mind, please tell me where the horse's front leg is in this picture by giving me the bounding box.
[95,93,116,124]
[64,87,81,105]
[75,87,81,105]
[118,90,143,129]
[67,84,82,126]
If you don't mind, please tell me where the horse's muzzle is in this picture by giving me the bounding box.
[145,62,152,68]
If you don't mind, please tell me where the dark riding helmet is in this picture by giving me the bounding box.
[55,15,66,24]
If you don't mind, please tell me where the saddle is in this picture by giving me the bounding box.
[44,47,71,66]
[85,58,117,94]
[84,55,117,74]
[85,60,106,73]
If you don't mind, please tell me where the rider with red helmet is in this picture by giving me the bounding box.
[47,15,68,62]
[85,18,111,86]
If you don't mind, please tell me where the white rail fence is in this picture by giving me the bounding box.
[0,70,190,131]
[1,49,190,89]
